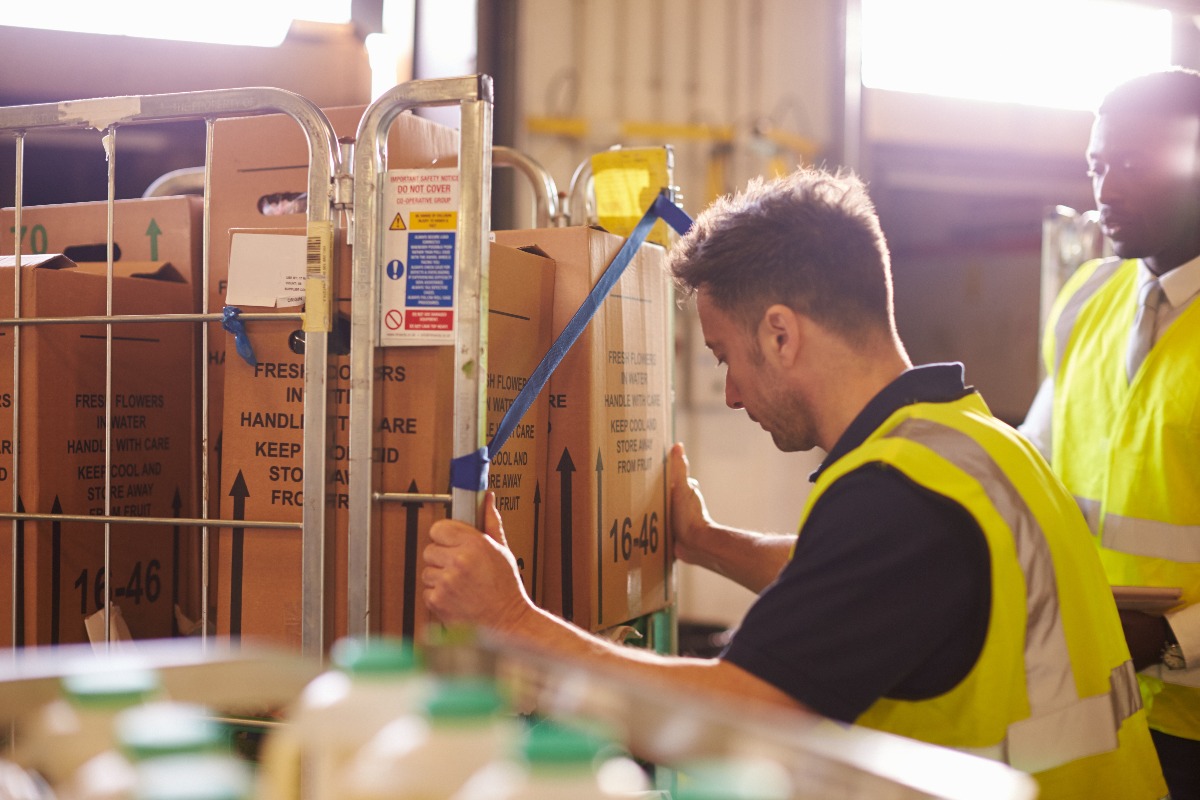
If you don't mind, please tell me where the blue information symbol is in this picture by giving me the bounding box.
[386,259,405,280]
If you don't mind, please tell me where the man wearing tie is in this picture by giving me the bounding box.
[1022,67,1200,799]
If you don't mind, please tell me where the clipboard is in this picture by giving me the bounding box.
[1112,585,1183,613]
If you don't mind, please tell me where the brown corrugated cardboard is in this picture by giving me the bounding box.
[0,196,204,305]
[0,198,208,615]
[493,227,674,631]
[205,105,460,621]
[206,105,459,497]
[0,255,198,647]
[215,232,554,648]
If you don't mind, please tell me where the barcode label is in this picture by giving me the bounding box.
[306,237,321,274]
[303,221,334,332]
[305,220,333,277]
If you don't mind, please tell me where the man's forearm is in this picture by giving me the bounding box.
[682,525,795,593]
[502,600,807,713]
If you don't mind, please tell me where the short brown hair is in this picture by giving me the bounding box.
[669,166,895,344]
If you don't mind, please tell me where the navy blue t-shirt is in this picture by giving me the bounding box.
[720,363,992,723]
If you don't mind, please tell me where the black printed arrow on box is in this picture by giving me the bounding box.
[556,448,574,622]
[228,471,249,640]
[51,496,61,645]
[15,495,24,646]
[531,481,541,604]
[595,449,603,626]
[171,487,181,637]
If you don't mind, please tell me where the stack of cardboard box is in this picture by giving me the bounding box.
[207,108,561,646]
[494,228,674,631]
[0,103,677,650]
[216,230,554,645]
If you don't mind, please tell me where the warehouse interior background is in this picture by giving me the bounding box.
[1,0,1195,632]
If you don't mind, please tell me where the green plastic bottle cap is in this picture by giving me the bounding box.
[331,637,418,676]
[63,668,159,709]
[521,720,615,765]
[423,678,506,720]
[135,754,252,800]
[116,702,224,761]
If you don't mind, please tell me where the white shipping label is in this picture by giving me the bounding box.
[379,168,461,346]
[226,233,306,308]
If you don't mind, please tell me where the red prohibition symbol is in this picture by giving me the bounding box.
[384,309,404,330]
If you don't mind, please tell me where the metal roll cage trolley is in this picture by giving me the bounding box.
[0,78,501,659]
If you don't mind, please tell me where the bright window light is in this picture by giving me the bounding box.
[291,1,353,24]
[862,0,1173,111]
[0,0,352,47]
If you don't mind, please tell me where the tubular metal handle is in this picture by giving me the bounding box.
[493,145,560,228]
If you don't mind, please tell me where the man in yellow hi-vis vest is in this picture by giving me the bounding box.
[1022,68,1200,799]
[424,166,1166,798]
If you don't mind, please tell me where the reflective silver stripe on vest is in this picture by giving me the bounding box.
[1051,257,1125,379]
[1075,496,1200,563]
[886,419,1141,773]
[1112,660,1143,727]
[958,663,1143,770]
[1076,496,1103,531]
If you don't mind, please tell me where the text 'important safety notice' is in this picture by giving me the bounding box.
[379,168,461,347]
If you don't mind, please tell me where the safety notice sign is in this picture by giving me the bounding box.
[379,167,461,346]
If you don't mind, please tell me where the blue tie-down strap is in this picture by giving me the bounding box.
[222,306,258,367]
[450,447,490,493]
[448,189,694,492]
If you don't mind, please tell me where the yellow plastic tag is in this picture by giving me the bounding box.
[303,277,330,333]
[590,147,672,247]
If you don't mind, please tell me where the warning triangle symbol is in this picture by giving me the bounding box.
[390,213,407,231]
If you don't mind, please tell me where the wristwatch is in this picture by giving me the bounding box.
[1162,634,1187,671]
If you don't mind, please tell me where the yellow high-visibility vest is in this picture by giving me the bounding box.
[802,392,1164,799]
[1046,256,1200,740]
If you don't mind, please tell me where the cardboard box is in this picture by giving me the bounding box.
[204,106,461,621]
[0,255,198,647]
[215,232,554,648]
[0,196,204,306]
[206,104,461,454]
[0,197,207,571]
[493,228,674,631]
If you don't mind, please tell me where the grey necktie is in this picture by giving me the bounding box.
[1126,277,1165,383]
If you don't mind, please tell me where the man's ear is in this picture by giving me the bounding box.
[758,304,803,366]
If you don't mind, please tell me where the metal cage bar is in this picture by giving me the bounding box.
[493,145,560,228]
[346,75,494,639]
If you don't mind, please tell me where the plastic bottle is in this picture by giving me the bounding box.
[134,753,254,800]
[257,636,425,800]
[114,701,226,763]
[453,717,650,800]
[340,675,517,800]
[0,757,56,800]
[64,699,228,800]
[124,704,252,800]
[671,757,792,800]
[17,667,161,790]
